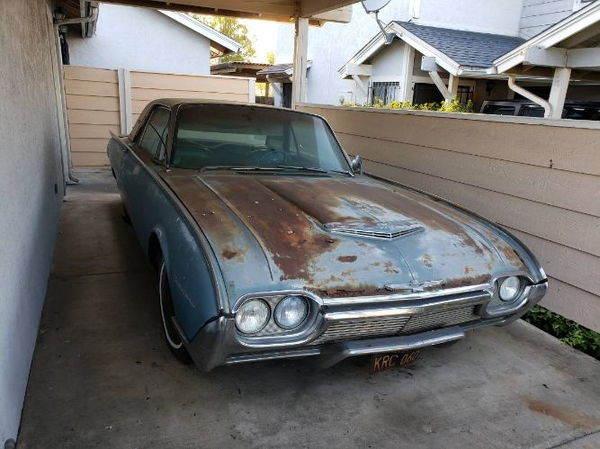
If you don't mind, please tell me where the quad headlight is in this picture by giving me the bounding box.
[274,295,309,329]
[235,299,270,334]
[498,276,522,302]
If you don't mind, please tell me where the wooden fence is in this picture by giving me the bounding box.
[299,104,600,332]
[64,65,255,167]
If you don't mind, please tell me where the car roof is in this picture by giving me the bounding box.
[146,98,301,113]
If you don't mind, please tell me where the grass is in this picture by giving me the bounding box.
[523,305,600,360]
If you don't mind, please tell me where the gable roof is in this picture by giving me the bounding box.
[396,22,525,69]
[339,21,524,78]
[256,61,312,80]
[158,10,241,57]
[494,0,600,73]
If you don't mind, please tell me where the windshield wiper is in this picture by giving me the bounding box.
[276,165,328,173]
[278,165,353,176]
[201,165,351,175]
[201,166,279,172]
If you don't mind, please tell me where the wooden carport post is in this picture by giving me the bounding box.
[291,16,309,108]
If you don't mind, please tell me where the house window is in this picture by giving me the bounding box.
[456,85,474,104]
[369,81,400,105]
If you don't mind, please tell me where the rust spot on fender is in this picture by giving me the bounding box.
[464,266,475,275]
[222,250,239,260]
[384,261,399,274]
[421,254,433,268]
[338,255,357,263]
[442,274,491,289]
[527,398,600,431]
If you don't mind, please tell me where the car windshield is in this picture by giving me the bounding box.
[171,104,351,173]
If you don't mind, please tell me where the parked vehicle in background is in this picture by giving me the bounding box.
[481,99,600,120]
[108,99,548,371]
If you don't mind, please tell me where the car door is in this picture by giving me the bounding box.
[121,106,171,232]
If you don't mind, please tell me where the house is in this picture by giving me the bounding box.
[339,1,600,113]
[62,3,241,75]
[339,22,526,109]
[270,0,599,107]
[257,62,312,107]
[210,61,275,104]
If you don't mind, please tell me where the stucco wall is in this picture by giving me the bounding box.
[0,0,64,444]
[417,0,524,36]
[67,3,212,75]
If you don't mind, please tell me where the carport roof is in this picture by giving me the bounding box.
[88,0,354,23]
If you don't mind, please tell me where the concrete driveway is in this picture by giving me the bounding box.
[18,170,600,449]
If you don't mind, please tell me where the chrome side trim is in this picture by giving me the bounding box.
[322,283,491,306]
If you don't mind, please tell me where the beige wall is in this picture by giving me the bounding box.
[64,65,255,167]
[299,104,600,333]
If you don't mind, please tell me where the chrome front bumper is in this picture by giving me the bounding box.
[186,281,548,371]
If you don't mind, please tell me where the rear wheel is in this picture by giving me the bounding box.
[159,261,192,364]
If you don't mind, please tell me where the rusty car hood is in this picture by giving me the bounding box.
[161,172,536,302]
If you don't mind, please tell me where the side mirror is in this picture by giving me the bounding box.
[351,155,363,175]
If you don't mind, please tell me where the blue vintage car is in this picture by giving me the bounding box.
[108,99,548,370]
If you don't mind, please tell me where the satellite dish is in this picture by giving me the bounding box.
[361,0,395,45]
[361,0,392,14]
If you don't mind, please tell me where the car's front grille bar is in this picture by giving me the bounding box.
[310,290,489,346]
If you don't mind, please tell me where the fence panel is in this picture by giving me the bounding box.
[64,65,255,167]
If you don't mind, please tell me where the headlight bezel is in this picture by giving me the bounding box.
[483,274,531,318]
[232,291,324,347]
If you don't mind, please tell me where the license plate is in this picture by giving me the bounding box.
[370,350,421,373]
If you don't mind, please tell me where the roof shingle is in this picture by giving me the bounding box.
[395,22,526,68]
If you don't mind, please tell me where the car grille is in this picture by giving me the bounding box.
[311,316,411,345]
[402,306,479,333]
[310,305,479,345]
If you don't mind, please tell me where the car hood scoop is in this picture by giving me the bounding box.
[324,220,424,240]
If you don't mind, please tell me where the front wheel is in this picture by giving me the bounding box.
[159,261,192,364]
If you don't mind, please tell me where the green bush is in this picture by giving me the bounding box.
[340,97,473,113]
[523,305,600,360]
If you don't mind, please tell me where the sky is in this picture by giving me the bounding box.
[240,18,281,63]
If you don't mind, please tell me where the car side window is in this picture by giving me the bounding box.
[137,107,170,160]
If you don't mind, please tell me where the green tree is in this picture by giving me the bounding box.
[193,15,256,62]
[266,51,275,65]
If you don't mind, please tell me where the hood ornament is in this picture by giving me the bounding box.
[385,280,443,293]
